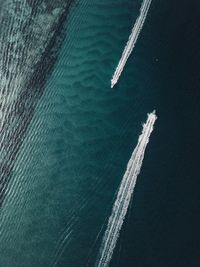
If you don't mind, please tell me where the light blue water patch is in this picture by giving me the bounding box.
[0,1,152,266]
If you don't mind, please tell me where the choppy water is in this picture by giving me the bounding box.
[0,0,200,267]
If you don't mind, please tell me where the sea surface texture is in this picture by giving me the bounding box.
[0,0,200,267]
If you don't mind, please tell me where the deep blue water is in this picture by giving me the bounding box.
[0,0,200,267]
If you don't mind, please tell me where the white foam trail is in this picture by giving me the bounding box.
[111,0,152,88]
[96,111,157,267]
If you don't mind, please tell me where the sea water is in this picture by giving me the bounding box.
[0,0,200,267]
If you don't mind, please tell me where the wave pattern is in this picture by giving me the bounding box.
[96,111,157,267]
[0,1,151,266]
[0,0,73,205]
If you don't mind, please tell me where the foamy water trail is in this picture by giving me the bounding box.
[111,0,152,88]
[96,111,157,267]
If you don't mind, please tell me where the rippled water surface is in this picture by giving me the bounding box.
[1,0,200,266]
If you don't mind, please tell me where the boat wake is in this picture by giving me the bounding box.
[96,111,157,267]
[111,0,152,88]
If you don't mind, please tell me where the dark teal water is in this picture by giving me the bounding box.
[0,0,200,267]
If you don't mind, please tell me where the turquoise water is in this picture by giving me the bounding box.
[1,1,148,266]
[1,0,200,266]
